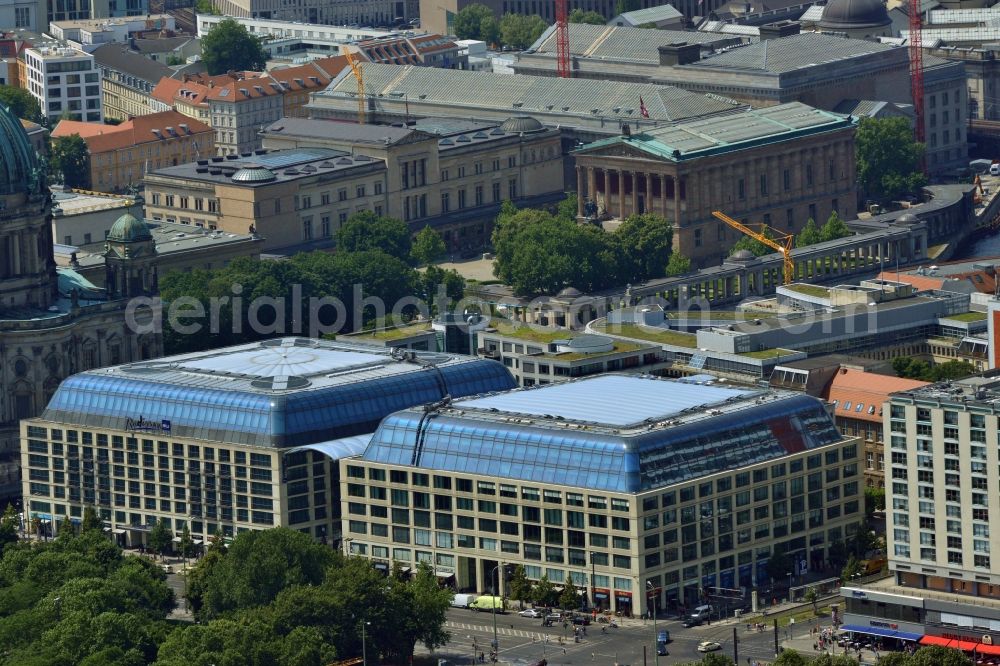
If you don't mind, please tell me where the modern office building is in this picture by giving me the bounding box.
[23,44,102,124]
[341,374,864,613]
[21,338,515,544]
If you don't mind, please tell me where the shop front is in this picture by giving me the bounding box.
[615,591,633,617]
[592,588,610,612]
[921,633,1000,660]
[840,619,924,650]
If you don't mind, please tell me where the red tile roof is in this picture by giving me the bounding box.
[823,368,929,423]
[53,110,212,154]
[151,76,211,107]
[876,271,944,292]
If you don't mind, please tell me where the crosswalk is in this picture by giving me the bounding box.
[445,620,555,641]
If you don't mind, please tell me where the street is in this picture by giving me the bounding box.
[422,608,795,665]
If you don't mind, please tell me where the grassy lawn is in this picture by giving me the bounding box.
[488,319,572,343]
[784,284,831,298]
[555,342,643,360]
[343,323,432,341]
[593,322,698,348]
[942,311,987,322]
[740,348,794,359]
[742,602,835,628]
[666,310,746,320]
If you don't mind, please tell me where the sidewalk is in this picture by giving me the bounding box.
[782,624,883,665]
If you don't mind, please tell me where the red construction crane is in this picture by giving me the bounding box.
[555,0,570,78]
[909,0,925,144]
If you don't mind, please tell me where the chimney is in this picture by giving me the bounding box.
[758,20,801,40]
[658,42,701,67]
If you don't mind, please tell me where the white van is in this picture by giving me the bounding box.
[451,593,478,608]
[690,604,713,620]
[990,162,1000,176]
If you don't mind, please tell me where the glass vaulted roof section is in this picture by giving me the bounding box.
[363,378,843,493]
[456,374,759,426]
[41,338,516,448]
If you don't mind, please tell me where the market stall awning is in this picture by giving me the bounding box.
[841,624,923,641]
[920,635,1000,655]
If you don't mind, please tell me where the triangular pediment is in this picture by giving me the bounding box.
[576,141,673,162]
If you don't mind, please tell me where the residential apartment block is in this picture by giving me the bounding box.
[341,374,865,612]
[53,111,213,192]
[23,45,102,124]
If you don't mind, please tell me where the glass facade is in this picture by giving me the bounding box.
[41,358,515,447]
[362,395,842,493]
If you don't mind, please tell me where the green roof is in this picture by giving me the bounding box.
[342,322,433,341]
[592,322,698,348]
[942,311,986,323]
[486,319,575,343]
[784,284,831,298]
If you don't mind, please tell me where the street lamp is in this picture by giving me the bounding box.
[361,620,370,666]
[647,581,659,665]
[489,563,503,661]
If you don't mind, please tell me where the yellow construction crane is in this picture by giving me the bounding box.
[344,48,365,124]
[712,210,796,285]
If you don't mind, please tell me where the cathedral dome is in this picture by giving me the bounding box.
[818,0,891,30]
[0,102,40,196]
[107,213,153,242]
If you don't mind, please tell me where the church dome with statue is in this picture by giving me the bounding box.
[107,212,153,243]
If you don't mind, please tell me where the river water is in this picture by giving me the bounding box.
[953,230,1000,261]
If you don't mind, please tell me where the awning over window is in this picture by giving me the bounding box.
[920,635,1000,655]
[841,624,923,641]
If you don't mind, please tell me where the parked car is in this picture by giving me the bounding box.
[519,608,543,618]
[571,615,590,625]
[451,593,478,609]
[697,641,722,652]
[682,617,702,628]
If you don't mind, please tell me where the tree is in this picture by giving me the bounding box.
[772,650,808,666]
[665,252,691,277]
[166,54,185,66]
[615,0,640,14]
[336,211,412,262]
[411,225,447,266]
[856,116,927,201]
[827,540,849,570]
[613,213,673,283]
[795,218,821,247]
[813,655,870,666]
[559,577,579,611]
[865,486,885,518]
[453,3,494,40]
[179,525,195,560]
[147,519,172,560]
[81,506,102,532]
[569,8,606,23]
[893,356,976,382]
[0,84,42,123]
[50,134,90,188]
[0,503,18,552]
[804,586,818,612]
[910,645,972,666]
[499,13,548,50]
[201,18,267,76]
[508,565,531,609]
[479,15,501,45]
[532,575,558,607]
[729,226,775,257]
[841,554,862,582]
[378,563,453,663]
[194,0,217,13]
[556,191,579,222]
[820,211,852,242]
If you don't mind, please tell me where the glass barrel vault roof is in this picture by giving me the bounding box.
[40,337,516,448]
[362,375,843,493]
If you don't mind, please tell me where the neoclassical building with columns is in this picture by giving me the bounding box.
[574,102,858,268]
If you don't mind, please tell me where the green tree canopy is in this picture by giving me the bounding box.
[820,211,852,242]
[50,134,90,188]
[569,8,606,23]
[772,650,809,666]
[892,357,976,382]
[613,213,674,283]
[499,13,548,49]
[856,116,927,201]
[479,15,501,45]
[453,3,495,40]
[665,252,691,277]
[0,85,42,123]
[558,577,579,611]
[841,554,863,582]
[865,486,885,518]
[795,218,821,247]
[0,504,18,554]
[187,527,337,620]
[507,565,531,608]
[532,575,558,607]
[147,519,172,560]
[615,0,641,14]
[201,18,267,75]
[411,225,447,265]
[336,211,412,262]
